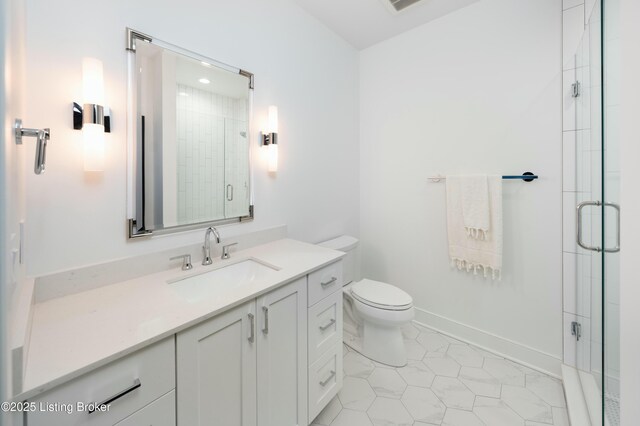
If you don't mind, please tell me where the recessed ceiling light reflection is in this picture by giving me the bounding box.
[199,78,210,84]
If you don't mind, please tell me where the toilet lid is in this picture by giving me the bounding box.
[351,279,413,310]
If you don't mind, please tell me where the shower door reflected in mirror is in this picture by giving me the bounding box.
[572,0,620,424]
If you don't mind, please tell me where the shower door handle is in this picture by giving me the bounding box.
[603,202,620,253]
[576,201,602,252]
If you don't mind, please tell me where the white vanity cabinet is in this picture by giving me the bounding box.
[177,277,307,426]
[177,300,257,426]
[24,255,344,426]
[26,337,176,426]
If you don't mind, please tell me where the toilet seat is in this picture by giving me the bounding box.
[350,279,413,311]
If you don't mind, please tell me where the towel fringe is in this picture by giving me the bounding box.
[450,257,501,281]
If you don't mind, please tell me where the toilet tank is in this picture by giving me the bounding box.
[317,235,359,285]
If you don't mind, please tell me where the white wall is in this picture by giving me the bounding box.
[23,0,359,276]
[2,0,26,420]
[359,0,563,371]
[619,0,640,423]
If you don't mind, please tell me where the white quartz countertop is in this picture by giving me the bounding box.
[18,238,344,401]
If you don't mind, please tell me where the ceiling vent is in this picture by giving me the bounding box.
[380,0,425,14]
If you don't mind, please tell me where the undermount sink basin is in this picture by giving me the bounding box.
[168,258,280,302]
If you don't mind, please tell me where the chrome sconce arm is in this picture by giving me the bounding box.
[73,102,111,132]
[14,119,50,175]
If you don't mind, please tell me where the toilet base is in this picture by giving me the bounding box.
[361,322,407,367]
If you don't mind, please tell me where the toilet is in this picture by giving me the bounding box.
[318,236,415,367]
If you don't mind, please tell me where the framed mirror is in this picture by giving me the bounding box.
[126,28,254,238]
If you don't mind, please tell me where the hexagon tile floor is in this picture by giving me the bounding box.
[311,323,569,426]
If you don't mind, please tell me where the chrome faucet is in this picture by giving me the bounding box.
[202,227,221,265]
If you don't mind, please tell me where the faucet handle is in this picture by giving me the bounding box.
[170,254,193,271]
[221,242,238,260]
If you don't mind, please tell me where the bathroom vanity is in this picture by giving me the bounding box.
[15,239,344,426]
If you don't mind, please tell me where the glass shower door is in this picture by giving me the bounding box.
[573,0,620,424]
[601,0,620,422]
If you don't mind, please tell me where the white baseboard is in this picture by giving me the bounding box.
[413,307,563,378]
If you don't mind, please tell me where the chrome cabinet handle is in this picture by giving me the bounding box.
[262,306,269,334]
[319,318,336,331]
[226,184,233,201]
[604,202,621,253]
[88,378,141,414]
[576,201,602,252]
[248,313,255,343]
[319,370,336,387]
[321,277,337,287]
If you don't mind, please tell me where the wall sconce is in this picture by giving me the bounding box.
[261,105,278,172]
[73,57,111,171]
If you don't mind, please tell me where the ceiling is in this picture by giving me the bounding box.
[293,0,479,50]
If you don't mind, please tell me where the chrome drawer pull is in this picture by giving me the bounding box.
[319,318,336,331]
[248,313,255,343]
[319,370,336,387]
[88,378,141,414]
[320,277,337,287]
[262,306,269,334]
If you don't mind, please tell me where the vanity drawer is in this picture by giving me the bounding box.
[308,291,343,364]
[27,337,175,426]
[308,343,343,424]
[114,390,175,426]
[308,260,343,307]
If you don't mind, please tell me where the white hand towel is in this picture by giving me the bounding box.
[460,175,490,239]
[446,175,503,279]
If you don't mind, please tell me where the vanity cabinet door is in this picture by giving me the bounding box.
[257,278,308,426]
[177,301,257,426]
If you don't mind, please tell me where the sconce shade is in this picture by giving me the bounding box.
[82,57,105,171]
[82,57,104,105]
[267,105,278,133]
[267,143,278,173]
[83,123,105,171]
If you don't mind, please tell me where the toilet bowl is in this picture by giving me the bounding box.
[318,236,415,367]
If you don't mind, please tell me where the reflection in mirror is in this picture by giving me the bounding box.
[129,33,253,237]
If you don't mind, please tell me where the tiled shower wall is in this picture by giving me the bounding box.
[175,84,248,224]
[562,0,599,373]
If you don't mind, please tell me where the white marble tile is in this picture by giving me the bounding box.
[404,338,427,360]
[526,375,567,408]
[366,397,413,426]
[330,409,373,426]
[401,386,446,424]
[397,360,435,388]
[552,407,570,426]
[367,368,407,399]
[442,409,486,426]
[423,352,461,377]
[474,396,525,426]
[483,358,526,386]
[417,331,450,352]
[501,385,553,424]
[314,395,342,425]
[431,376,475,410]
[338,377,376,411]
[343,343,350,357]
[459,366,501,398]
[344,351,376,378]
[447,344,484,367]
[400,323,420,340]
